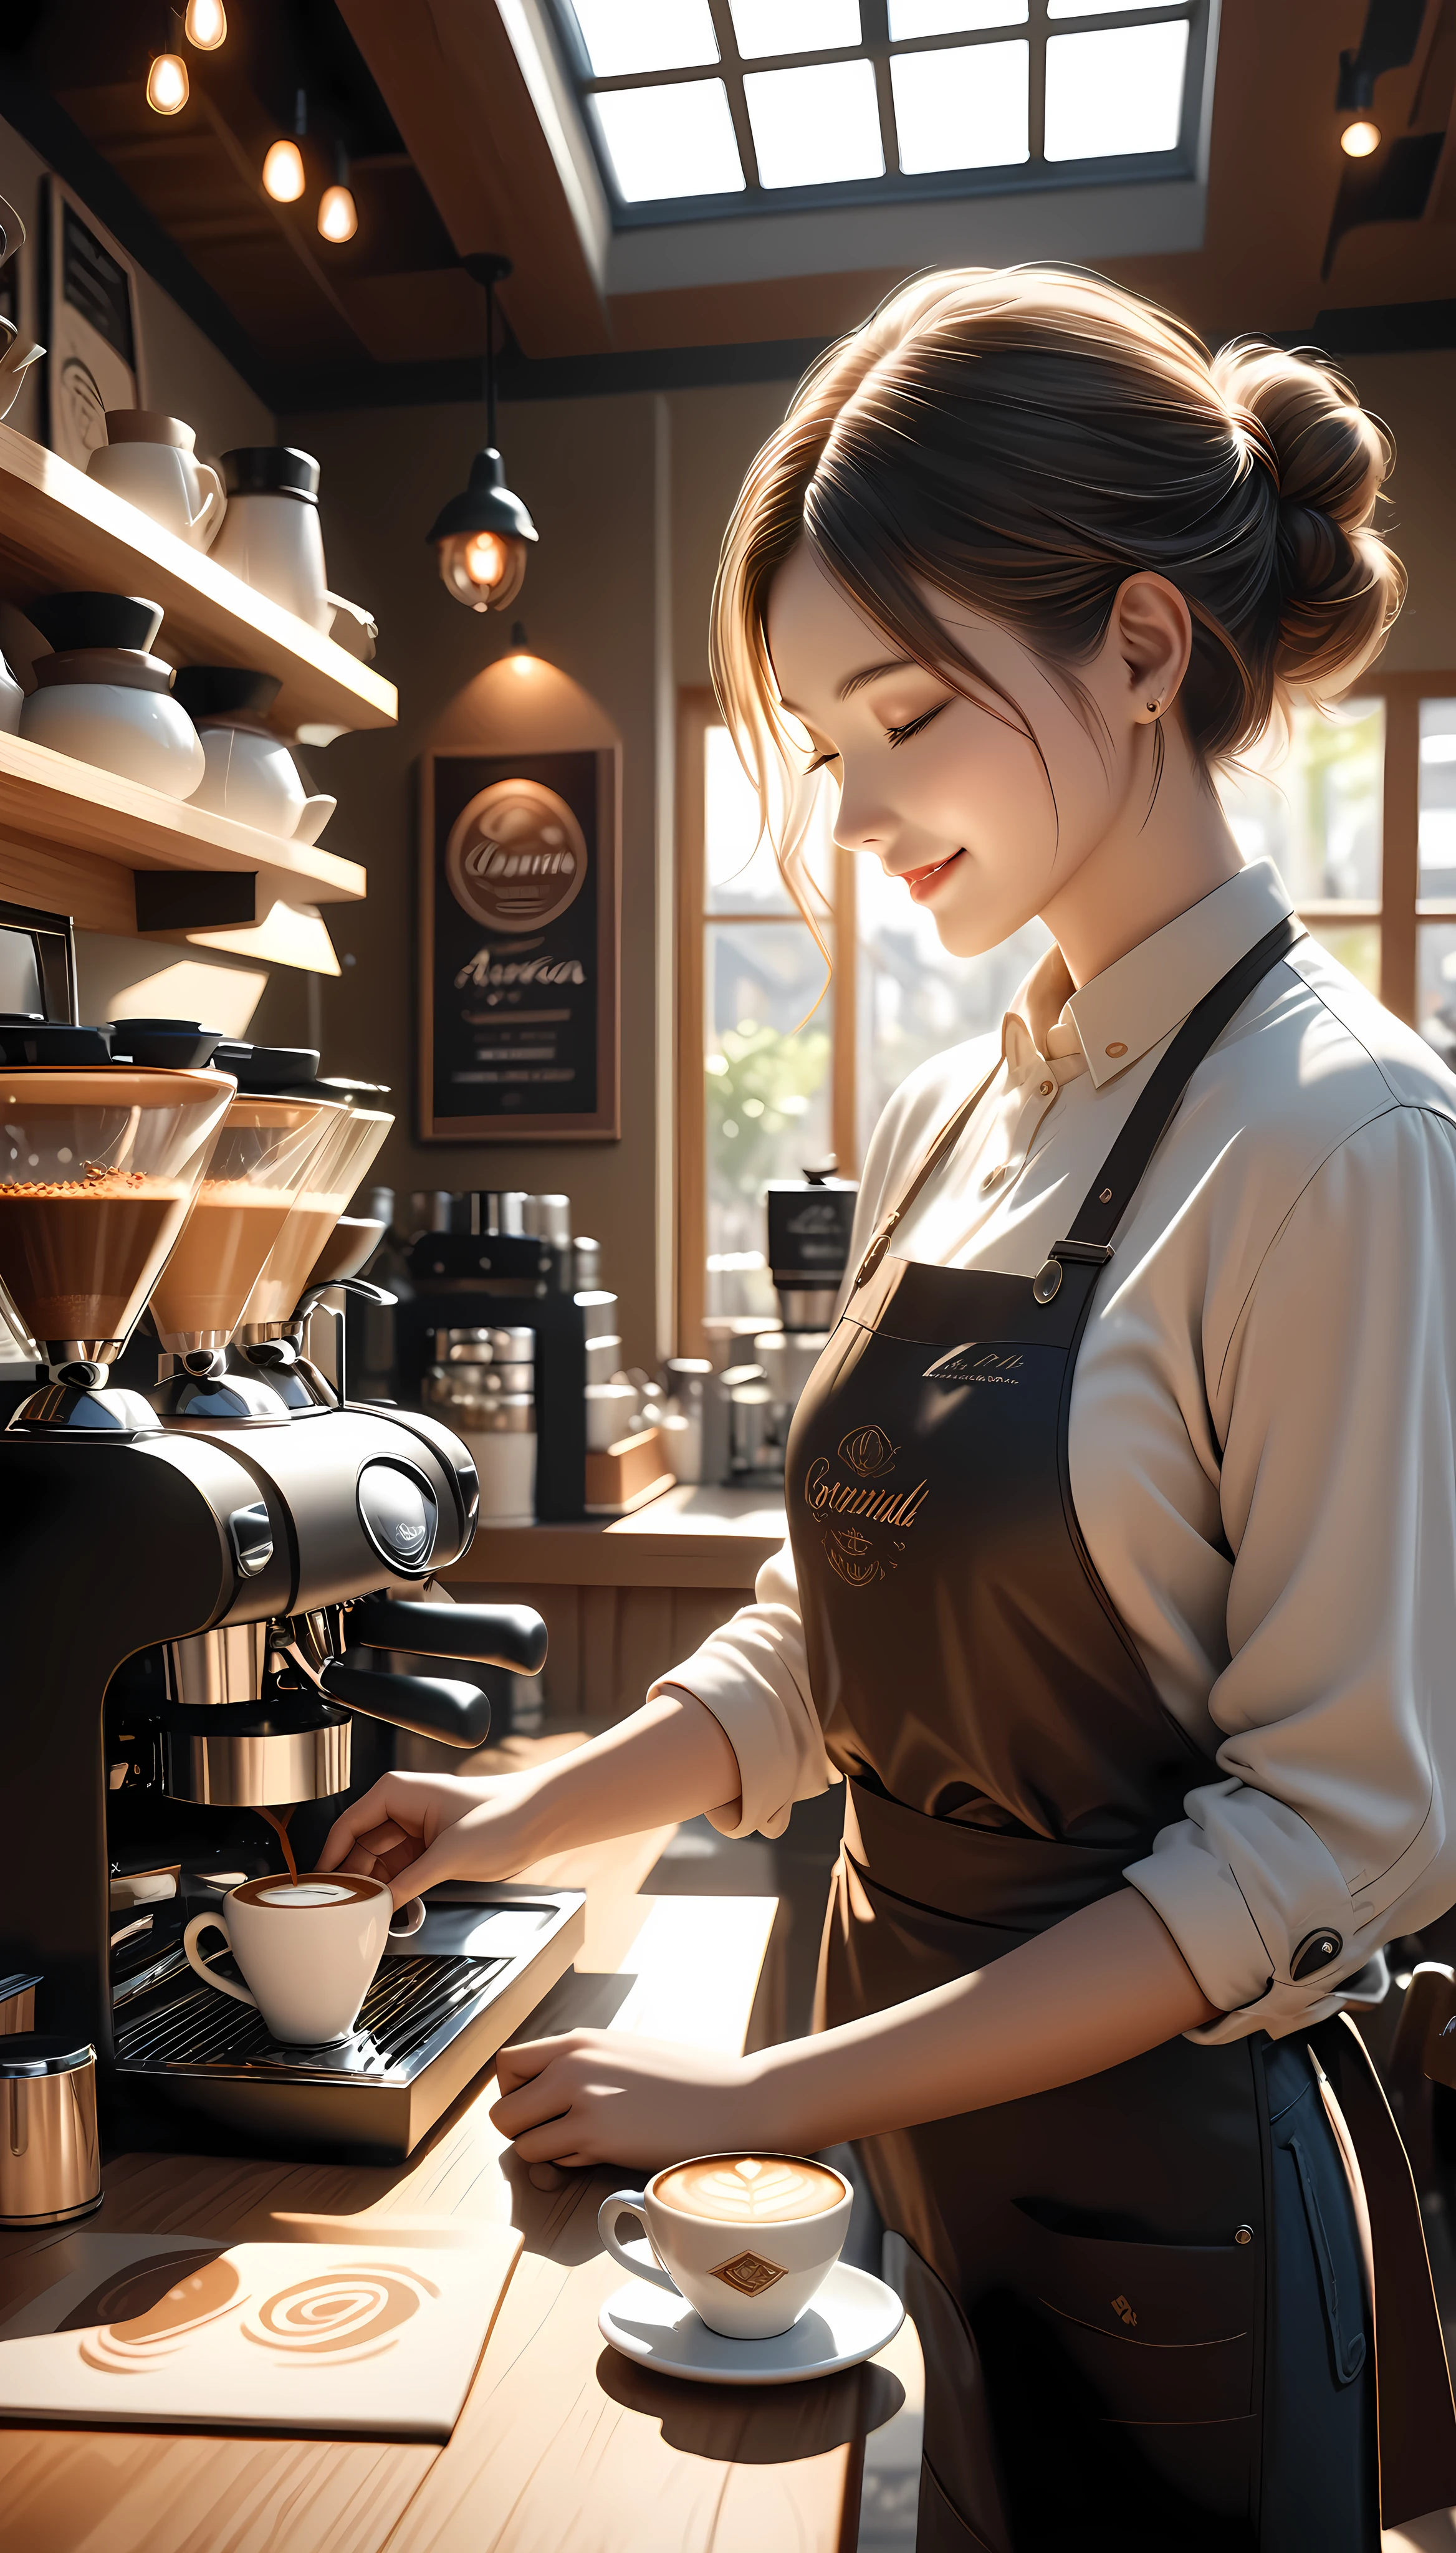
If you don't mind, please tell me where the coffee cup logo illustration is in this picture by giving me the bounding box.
[446,779,588,934]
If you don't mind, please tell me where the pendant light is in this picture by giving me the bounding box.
[146,9,189,114]
[264,90,307,203]
[318,145,358,243]
[184,0,226,47]
[426,254,537,614]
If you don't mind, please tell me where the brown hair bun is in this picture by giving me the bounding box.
[1212,337,1405,702]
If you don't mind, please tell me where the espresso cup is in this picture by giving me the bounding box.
[181,1873,424,2045]
[597,2152,852,2340]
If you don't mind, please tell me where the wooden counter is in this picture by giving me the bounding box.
[0,1818,904,2553]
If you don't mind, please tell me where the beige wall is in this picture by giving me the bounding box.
[1344,351,1456,677]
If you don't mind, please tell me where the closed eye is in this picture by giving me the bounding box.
[887,702,949,749]
[805,749,840,774]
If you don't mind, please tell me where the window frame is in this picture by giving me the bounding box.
[550,0,1214,231]
[674,678,1456,1352]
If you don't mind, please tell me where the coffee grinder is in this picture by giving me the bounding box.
[0,1056,583,2160]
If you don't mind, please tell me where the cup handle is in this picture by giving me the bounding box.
[191,466,225,542]
[596,2191,680,2294]
[389,1896,426,1937]
[182,1910,257,2007]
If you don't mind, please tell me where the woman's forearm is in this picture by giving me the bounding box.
[514,1688,744,1857]
[755,1885,1219,2150]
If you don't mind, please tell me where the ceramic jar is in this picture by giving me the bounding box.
[174,665,335,841]
[85,413,226,550]
[208,448,376,654]
[19,593,204,800]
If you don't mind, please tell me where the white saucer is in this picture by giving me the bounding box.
[598,2261,904,2386]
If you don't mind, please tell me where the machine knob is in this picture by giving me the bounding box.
[348,1596,547,1676]
[227,1501,274,1579]
[356,1461,438,1575]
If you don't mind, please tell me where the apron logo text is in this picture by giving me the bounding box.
[922,1344,1025,1387]
[805,1457,929,1531]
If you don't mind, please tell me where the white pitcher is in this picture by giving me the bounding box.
[87,413,226,550]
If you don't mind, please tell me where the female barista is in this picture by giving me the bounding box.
[325,268,1456,2549]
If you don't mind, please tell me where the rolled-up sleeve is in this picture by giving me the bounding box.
[1124,1103,1456,2041]
[651,1535,836,1839]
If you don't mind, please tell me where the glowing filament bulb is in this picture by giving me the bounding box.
[146,51,189,114]
[1341,120,1381,157]
[262,137,305,202]
[465,530,507,589]
[317,183,358,242]
[184,0,226,46]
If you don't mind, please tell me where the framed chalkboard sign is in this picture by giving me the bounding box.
[418,745,621,1142]
[42,176,141,467]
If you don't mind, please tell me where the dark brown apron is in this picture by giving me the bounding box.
[787,919,1456,2549]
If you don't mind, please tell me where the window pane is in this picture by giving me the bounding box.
[1419,700,1456,904]
[592,80,745,200]
[729,0,861,57]
[567,0,718,77]
[706,922,833,1318]
[891,0,1026,29]
[856,858,1052,1161]
[744,59,885,187]
[892,39,1028,170]
[1044,19,1189,160]
[1306,919,1381,999]
[1419,924,1456,1066]
[1214,701,1384,904]
[1048,0,1188,14]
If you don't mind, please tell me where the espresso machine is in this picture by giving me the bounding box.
[0,1053,583,2161]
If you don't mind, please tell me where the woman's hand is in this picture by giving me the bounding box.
[317,1769,539,1905]
[490,2031,773,2171]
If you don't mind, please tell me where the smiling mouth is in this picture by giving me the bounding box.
[899,848,965,900]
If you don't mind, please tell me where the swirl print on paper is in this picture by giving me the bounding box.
[68,2251,246,2373]
[241,2261,439,2362]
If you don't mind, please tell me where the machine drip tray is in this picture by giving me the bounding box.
[112,1885,586,2160]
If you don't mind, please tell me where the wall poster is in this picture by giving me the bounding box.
[42,177,141,467]
[418,746,621,1142]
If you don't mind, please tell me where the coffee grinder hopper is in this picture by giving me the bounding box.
[0,1066,233,1427]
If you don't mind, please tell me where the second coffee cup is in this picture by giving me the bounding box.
[598,2153,852,2339]
[182,1872,423,2045]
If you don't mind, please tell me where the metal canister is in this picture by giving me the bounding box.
[0,2034,102,2226]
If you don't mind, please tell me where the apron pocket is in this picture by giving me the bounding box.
[1009,2203,1259,2425]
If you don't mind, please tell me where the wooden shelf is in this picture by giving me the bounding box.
[0,422,396,740]
[0,722,366,942]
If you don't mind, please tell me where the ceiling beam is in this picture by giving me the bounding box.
[336,0,613,357]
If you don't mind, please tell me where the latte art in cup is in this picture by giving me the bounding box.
[254,1881,361,1907]
[654,2155,845,2224]
[231,1870,381,1910]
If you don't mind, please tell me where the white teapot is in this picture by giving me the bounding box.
[173,666,335,842]
[86,413,226,550]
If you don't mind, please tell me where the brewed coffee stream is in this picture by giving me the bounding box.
[256,1806,299,1887]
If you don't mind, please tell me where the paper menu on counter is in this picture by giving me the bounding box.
[0,2224,521,2438]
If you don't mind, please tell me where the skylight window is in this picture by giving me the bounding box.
[553,0,1207,224]
[730,0,862,58]
[744,59,884,189]
[1044,20,1189,161]
[570,0,718,79]
[892,41,1028,171]
[591,79,744,201]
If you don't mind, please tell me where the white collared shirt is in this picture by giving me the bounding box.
[655,861,1456,2041]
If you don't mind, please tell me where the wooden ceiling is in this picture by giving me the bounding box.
[9,0,1456,404]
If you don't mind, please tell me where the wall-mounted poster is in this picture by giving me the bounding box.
[42,177,141,467]
[418,746,621,1142]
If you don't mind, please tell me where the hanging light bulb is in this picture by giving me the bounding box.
[426,255,537,613]
[183,0,226,47]
[318,146,358,242]
[264,90,308,204]
[263,137,305,199]
[146,49,189,112]
[1341,118,1381,156]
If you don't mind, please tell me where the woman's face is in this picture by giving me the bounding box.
[765,541,1152,960]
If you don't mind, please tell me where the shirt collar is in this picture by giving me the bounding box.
[1007,861,1295,1091]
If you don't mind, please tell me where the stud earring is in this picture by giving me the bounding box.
[1146,696,1162,714]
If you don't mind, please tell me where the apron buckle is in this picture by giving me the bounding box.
[1033,1239,1115,1305]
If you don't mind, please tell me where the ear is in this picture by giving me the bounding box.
[1110,574,1193,726]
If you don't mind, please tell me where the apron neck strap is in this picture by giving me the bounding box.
[850,909,1303,1296]
[1060,912,1304,1255]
